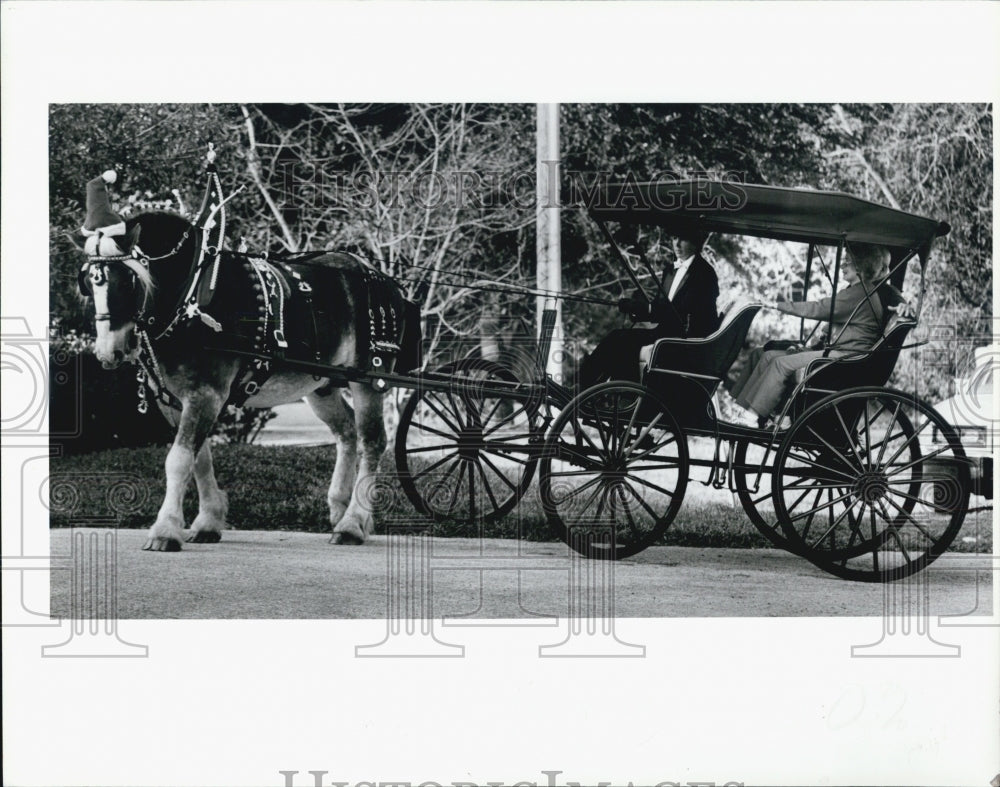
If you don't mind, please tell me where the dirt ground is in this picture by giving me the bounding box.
[50,528,993,620]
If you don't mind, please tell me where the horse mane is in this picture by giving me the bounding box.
[124,211,195,303]
[123,256,156,304]
[126,210,193,244]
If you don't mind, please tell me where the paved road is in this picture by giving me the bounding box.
[50,529,993,619]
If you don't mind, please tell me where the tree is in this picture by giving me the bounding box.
[819,103,993,398]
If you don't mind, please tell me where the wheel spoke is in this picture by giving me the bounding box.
[448,463,467,514]
[426,458,462,512]
[406,443,460,454]
[610,395,623,457]
[590,402,614,456]
[800,485,826,542]
[789,488,855,522]
[473,459,502,514]
[886,444,953,478]
[547,468,610,478]
[624,472,676,499]
[624,431,676,463]
[573,419,607,460]
[621,480,662,522]
[786,482,826,521]
[481,446,532,466]
[619,460,684,472]
[887,486,962,516]
[551,441,603,471]
[784,451,856,481]
[616,486,642,539]
[862,405,874,471]
[805,424,864,476]
[481,396,505,429]
[842,501,867,552]
[875,400,903,466]
[468,461,477,521]
[623,392,643,452]
[885,520,912,564]
[869,507,880,572]
[624,413,665,459]
[555,474,605,504]
[831,403,868,474]
[879,495,943,545]
[880,414,935,469]
[413,451,461,480]
[425,393,464,433]
[593,482,611,522]
[479,453,520,493]
[483,404,531,437]
[445,392,468,429]
[887,475,959,485]
[806,493,861,550]
[784,478,858,491]
[411,420,460,441]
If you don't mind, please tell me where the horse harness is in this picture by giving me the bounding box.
[227,252,407,406]
[81,150,411,414]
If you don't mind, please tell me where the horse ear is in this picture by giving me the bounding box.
[126,223,142,249]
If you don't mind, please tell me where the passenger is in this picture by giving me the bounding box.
[729,243,903,427]
[579,229,720,387]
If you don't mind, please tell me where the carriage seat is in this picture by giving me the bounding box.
[639,298,763,383]
[798,317,917,393]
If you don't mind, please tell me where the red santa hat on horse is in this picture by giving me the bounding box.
[81,170,130,257]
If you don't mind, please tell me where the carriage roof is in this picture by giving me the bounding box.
[586,180,950,257]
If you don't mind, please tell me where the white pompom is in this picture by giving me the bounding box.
[102,170,117,184]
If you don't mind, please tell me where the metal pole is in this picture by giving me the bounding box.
[536,103,563,381]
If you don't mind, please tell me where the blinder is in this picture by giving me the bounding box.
[79,256,148,326]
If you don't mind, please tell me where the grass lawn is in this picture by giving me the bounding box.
[48,442,993,553]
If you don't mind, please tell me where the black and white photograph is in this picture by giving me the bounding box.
[3,3,998,787]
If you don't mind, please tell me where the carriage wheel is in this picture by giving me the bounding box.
[539,382,688,560]
[773,387,969,582]
[733,439,802,552]
[395,360,541,525]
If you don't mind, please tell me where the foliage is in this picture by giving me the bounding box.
[50,333,275,453]
[49,336,175,456]
[48,443,991,553]
[50,103,992,405]
[212,405,278,445]
[816,104,993,401]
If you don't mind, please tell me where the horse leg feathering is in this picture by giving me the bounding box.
[186,442,228,543]
[143,388,227,552]
[328,382,387,545]
[305,387,357,532]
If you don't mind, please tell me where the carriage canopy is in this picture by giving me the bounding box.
[585,180,950,261]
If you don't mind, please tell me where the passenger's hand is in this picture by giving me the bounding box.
[888,301,915,319]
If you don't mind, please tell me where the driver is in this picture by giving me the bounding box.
[579,228,720,387]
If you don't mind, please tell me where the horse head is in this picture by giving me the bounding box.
[80,211,196,368]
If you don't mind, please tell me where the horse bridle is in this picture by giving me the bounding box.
[79,224,197,331]
[78,254,148,324]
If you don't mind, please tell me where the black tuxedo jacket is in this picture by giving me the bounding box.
[649,254,720,338]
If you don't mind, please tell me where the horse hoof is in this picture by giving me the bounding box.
[143,537,182,552]
[329,531,364,545]
[186,530,222,544]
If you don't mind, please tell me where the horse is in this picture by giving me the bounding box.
[78,210,421,551]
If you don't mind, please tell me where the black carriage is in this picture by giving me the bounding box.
[393,181,977,582]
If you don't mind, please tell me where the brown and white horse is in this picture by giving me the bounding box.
[79,210,420,551]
